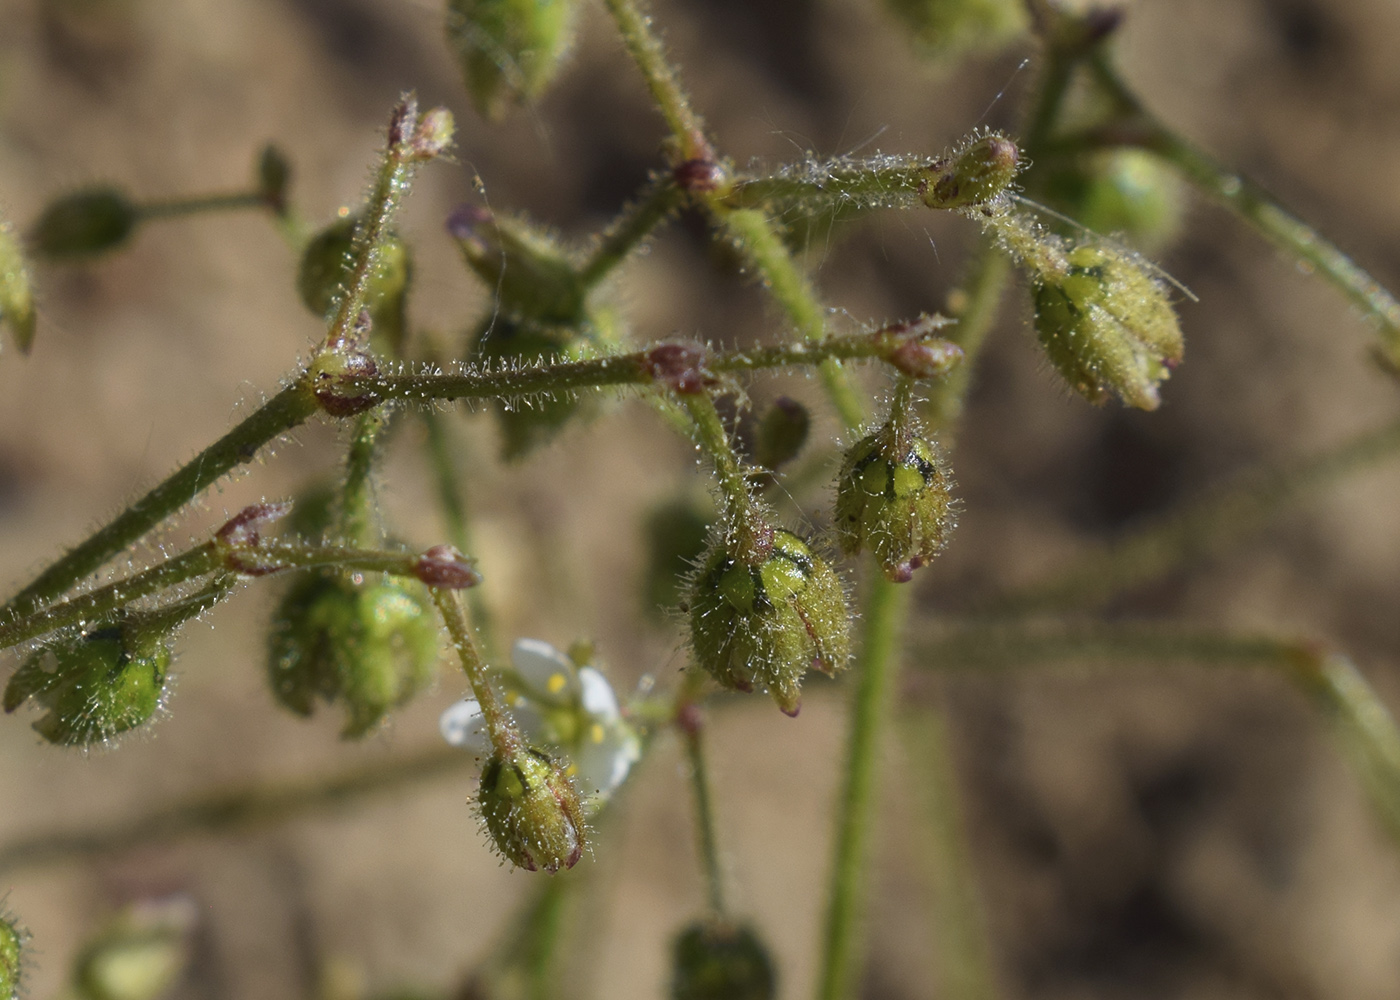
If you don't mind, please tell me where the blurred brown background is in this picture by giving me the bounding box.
[4,0,1400,997]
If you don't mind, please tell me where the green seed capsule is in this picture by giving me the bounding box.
[446,0,580,120]
[28,188,139,259]
[1032,242,1184,411]
[0,219,35,353]
[3,629,171,746]
[687,529,850,716]
[1039,149,1185,252]
[267,573,440,738]
[836,432,954,582]
[671,920,776,1000]
[0,911,23,1000]
[479,745,586,872]
[297,215,411,353]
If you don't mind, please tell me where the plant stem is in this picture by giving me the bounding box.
[1083,56,1400,368]
[1,380,319,620]
[579,177,682,288]
[979,413,1400,617]
[925,245,1012,434]
[136,191,267,220]
[679,702,728,916]
[680,393,770,563]
[818,570,909,1000]
[599,0,712,161]
[431,587,518,756]
[914,621,1400,846]
[722,161,930,213]
[0,744,472,875]
[341,410,387,546]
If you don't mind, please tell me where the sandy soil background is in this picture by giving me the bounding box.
[4,0,1400,998]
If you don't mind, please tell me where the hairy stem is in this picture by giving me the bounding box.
[680,702,728,916]
[579,176,682,288]
[600,0,712,161]
[432,587,518,756]
[681,392,771,563]
[136,191,268,221]
[341,410,388,546]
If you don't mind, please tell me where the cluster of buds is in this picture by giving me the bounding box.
[687,529,850,716]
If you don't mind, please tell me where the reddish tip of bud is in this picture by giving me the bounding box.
[217,502,292,548]
[644,343,714,394]
[414,545,482,589]
[389,94,419,148]
[673,158,726,193]
[875,316,964,379]
[779,700,801,718]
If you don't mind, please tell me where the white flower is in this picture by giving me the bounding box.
[440,638,641,808]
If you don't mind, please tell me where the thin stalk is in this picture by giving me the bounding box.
[980,413,1400,617]
[1085,56,1400,367]
[817,571,910,1000]
[599,0,712,160]
[432,587,518,756]
[680,702,728,915]
[722,162,930,213]
[914,621,1400,845]
[579,177,682,288]
[898,709,1000,1000]
[924,245,1012,434]
[1,380,318,620]
[715,207,867,428]
[136,191,267,220]
[341,410,387,546]
[680,393,770,563]
[0,744,472,875]
[420,410,498,660]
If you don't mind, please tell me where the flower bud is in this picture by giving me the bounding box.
[0,219,36,353]
[836,432,954,582]
[447,205,586,324]
[3,627,171,746]
[753,397,810,471]
[74,897,195,1000]
[267,573,440,738]
[0,911,24,1000]
[446,0,579,120]
[1039,149,1185,251]
[478,744,586,872]
[670,920,776,1000]
[297,215,411,353]
[920,133,1020,210]
[883,0,1027,61]
[28,188,139,259]
[687,529,850,716]
[1031,242,1184,411]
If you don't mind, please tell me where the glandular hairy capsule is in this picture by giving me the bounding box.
[836,432,954,582]
[687,529,850,716]
[74,897,196,1000]
[921,133,1020,210]
[446,0,580,121]
[1032,242,1184,411]
[297,215,411,353]
[0,219,35,353]
[479,745,586,872]
[1,910,24,1000]
[3,628,171,746]
[267,573,440,738]
[28,188,139,259]
[671,919,776,1000]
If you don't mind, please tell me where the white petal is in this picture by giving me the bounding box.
[572,722,641,800]
[577,667,621,722]
[439,698,490,753]
[511,638,578,704]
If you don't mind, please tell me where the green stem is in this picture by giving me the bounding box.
[579,177,682,288]
[431,587,518,756]
[723,162,930,213]
[897,708,1000,1000]
[817,570,909,1000]
[1,380,318,620]
[914,621,1400,845]
[714,207,867,428]
[680,703,728,915]
[599,0,711,160]
[924,245,1012,434]
[0,744,472,875]
[980,413,1400,617]
[136,191,267,221]
[420,410,498,661]
[680,393,770,563]
[1086,56,1400,367]
[341,410,388,546]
